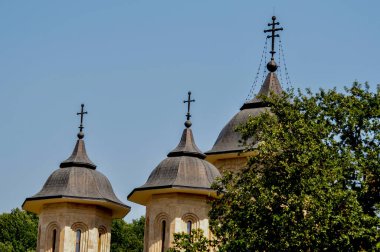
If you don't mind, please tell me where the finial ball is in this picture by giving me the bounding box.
[272,16,276,20]
[267,59,278,72]
[184,120,192,128]
[77,131,84,139]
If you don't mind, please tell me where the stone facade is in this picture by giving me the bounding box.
[212,156,248,173]
[144,193,212,252]
[23,132,129,252]
[36,202,112,252]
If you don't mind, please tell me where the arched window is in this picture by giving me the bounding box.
[154,213,169,252]
[71,222,88,252]
[161,220,166,252]
[75,230,81,252]
[52,229,57,252]
[46,222,60,252]
[98,226,107,252]
[98,232,101,252]
[187,221,192,235]
[182,213,199,234]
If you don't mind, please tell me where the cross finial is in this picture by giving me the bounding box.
[183,91,195,128]
[76,104,88,139]
[264,16,283,61]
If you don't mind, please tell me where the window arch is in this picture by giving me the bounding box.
[71,222,89,252]
[45,222,60,252]
[98,226,108,252]
[154,213,169,252]
[182,213,199,234]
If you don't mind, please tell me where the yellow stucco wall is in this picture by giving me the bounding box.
[144,193,212,252]
[37,202,112,252]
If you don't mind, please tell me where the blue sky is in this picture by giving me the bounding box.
[0,1,379,222]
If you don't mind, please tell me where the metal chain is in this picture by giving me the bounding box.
[279,38,292,90]
[246,38,268,101]
[278,38,284,87]
[261,38,268,90]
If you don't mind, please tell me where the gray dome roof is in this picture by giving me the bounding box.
[23,139,130,218]
[140,155,219,190]
[206,72,283,155]
[206,107,269,154]
[26,166,126,207]
[128,127,221,205]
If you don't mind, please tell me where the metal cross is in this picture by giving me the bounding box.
[77,104,88,132]
[264,16,283,60]
[183,91,195,121]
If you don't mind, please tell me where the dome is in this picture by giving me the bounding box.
[128,127,221,205]
[206,107,269,154]
[141,155,219,190]
[206,72,283,155]
[23,139,130,218]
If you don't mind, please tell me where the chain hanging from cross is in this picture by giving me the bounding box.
[264,16,283,60]
[183,92,195,128]
[77,104,88,136]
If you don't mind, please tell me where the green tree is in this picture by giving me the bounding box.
[0,208,38,252]
[168,229,215,252]
[111,216,145,252]
[209,83,380,251]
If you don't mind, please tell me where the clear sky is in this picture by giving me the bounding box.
[0,1,379,222]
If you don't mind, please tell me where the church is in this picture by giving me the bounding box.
[22,16,285,252]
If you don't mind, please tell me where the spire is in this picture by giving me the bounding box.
[60,104,96,169]
[240,72,283,110]
[241,16,284,110]
[168,92,206,159]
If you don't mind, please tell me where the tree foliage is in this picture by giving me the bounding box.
[209,83,380,251]
[0,208,38,252]
[0,208,145,252]
[168,229,215,252]
[111,216,145,252]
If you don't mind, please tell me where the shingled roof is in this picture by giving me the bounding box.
[206,72,283,155]
[23,138,130,218]
[128,121,220,205]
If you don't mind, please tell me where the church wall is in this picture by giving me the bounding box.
[144,193,212,252]
[37,202,112,252]
[212,156,248,173]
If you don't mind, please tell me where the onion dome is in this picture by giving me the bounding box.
[206,16,285,157]
[128,92,221,205]
[23,104,130,218]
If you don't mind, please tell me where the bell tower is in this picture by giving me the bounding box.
[23,104,130,252]
[128,92,221,252]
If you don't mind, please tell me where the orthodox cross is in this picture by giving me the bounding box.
[264,16,283,60]
[183,91,195,120]
[77,104,88,132]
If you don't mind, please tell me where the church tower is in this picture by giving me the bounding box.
[128,92,221,252]
[206,16,285,173]
[23,104,130,252]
